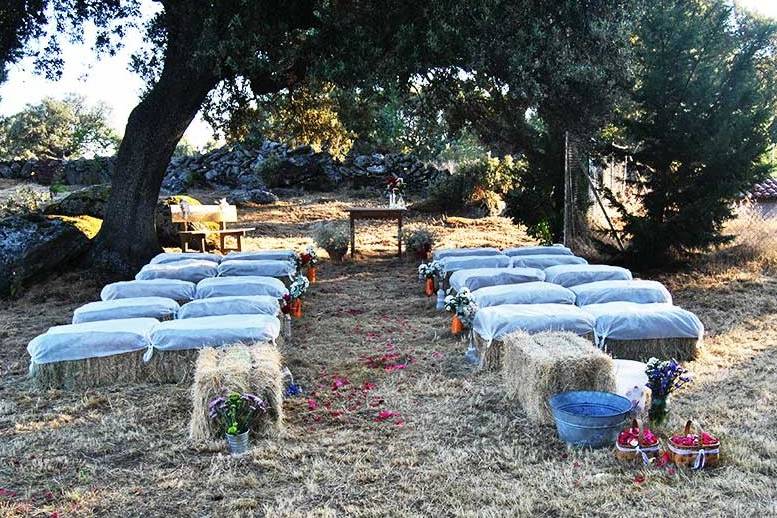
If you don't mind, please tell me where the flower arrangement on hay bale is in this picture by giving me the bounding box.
[296,245,319,282]
[209,391,269,454]
[282,275,310,318]
[404,227,435,261]
[417,261,443,296]
[645,357,691,425]
[313,221,350,261]
[444,288,478,335]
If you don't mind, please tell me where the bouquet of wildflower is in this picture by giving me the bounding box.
[209,392,268,436]
[645,357,691,425]
[418,261,443,281]
[385,174,406,196]
[444,288,478,327]
[296,245,319,270]
[289,275,310,300]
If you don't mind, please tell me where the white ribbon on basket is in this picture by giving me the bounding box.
[667,442,720,470]
[615,441,660,465]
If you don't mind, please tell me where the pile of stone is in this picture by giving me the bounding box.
[0,139,449,202]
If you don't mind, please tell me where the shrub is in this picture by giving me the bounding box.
[403,227,435,259]
[714,198,777,273]
[313,221,350,261]
[427,155,524,214]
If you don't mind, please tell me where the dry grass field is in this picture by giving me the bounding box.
[1,191,776,516]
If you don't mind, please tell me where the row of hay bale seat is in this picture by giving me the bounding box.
[27,314,282,389]
[27,249,301,389]
[431,245,703,366]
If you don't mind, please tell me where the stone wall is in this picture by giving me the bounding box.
[0,139,449,202]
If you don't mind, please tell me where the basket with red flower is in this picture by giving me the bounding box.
[614,419,661,464]
[668,420,720,469]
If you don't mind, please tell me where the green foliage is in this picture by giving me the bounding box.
[254,154,285,186]
[0,95,119,160]
[0,185,51,217]
[526,219,554,246]
[428,155,524,213]
[312,221,350,261]
[607,0,777,264]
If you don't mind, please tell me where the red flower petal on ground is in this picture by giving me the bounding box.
[0,488,16,498]
[431,351,444,360]
[375,410,398,422]
[307,399,318,410]
[331,376,350,390]
[655,452,671,467]
[394,419,405,427]
[362,381,376,391]
[633,474,646,485]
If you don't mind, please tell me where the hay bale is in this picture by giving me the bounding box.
[30,350,198,389]
[502,331,616,424]
[605,337,700,362]
[475,331,596,371]
[189,343,283,442]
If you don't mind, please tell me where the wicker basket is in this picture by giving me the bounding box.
[668,420,720,469]
[614,418,661,464]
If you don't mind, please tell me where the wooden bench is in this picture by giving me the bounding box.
[171,204,255,253]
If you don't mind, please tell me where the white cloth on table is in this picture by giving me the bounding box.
[73,297,179,324]
[582,302,704,347]
[449,267,545,292]
[432,247,503,260]
[470,282,576,308]
[27,317,157,365]
[101,279,196,302]
[439,254,511,274]
[472,303,595,342]
[148,314,281,356]
[571,280,672,306]
[221,250,297,262]
[178,295,280,319]
[510,254,588,269]
[217,259,295,278]
[502,245,572,257]
[135,259,217,283]
[149,252,221,265]
[544,264,632,288]
[195,276,288,299]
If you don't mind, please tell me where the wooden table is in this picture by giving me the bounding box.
[346,207,407,258]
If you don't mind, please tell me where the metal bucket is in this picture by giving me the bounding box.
[549,391,631,448]
[225,431,250,455]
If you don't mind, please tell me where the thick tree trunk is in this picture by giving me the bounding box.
[90,61,218,274]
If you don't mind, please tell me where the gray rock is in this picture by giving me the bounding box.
[228,189,278,205]
[44,184,111,219]
[0,214,92,297]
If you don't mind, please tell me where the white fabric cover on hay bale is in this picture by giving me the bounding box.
[471,282,576,308]
[439,254,511,274]
[150,252,222,265]
[544,264,632,288]
[472,304,596,370]
[149,314,281,354]
[613,359,649,400]
[189,344,284,442]
[502,245,572,257]
[432,247,502,260]
[584,302,703,361]
[179,295,280,319]
[101,279,196,302]
[221,250,296,262]
[73,297,179,324]
[449,267,545,292]
[472,303,595,342]
[502,331,616,424]
[135,259,217,283]
[217,259,295,278]
[571,279,672,306]
[510,254,588,269]
[196,276,288,299]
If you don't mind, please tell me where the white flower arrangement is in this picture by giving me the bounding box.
[443,287,479,326]
[418,261,444,281]
[289,275,310,299]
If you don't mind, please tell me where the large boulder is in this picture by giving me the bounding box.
[0,214,97,297]
[44,184,111,218]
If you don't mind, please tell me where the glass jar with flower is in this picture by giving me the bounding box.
[645,357,692,426]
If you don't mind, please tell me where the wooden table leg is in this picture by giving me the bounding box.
[219,234,226,254]
[397,214,403,258]
[237,234,243,252]
[350,214,356,259]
